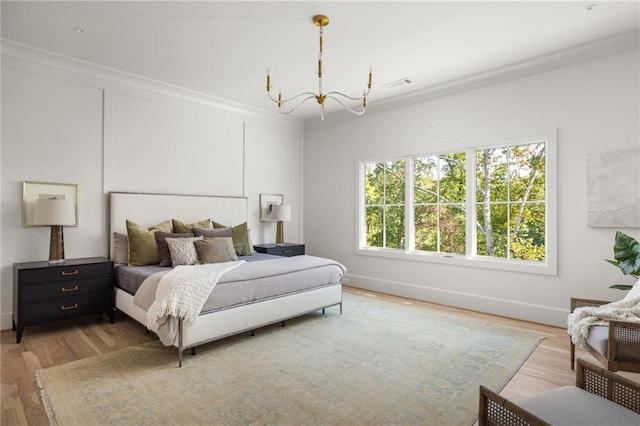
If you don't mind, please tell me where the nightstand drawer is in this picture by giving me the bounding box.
[21,294,110,323]
[20,277,111,303]
[269,245,305,256]
[253,243,305,257]
[19,262,112,284]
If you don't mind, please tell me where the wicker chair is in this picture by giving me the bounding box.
[479,359,640,426]
[570,297,640,372]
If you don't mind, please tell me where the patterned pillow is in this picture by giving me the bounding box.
[155,232,195,267]
[166,236,203,266]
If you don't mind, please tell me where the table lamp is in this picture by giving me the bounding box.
[271,204,291,245]
[33,198,76,264]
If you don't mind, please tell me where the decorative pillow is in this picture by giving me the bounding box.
[166,236,203,266]
[126,219,173,266]
[193,227,232,238]
[113,232,129,265]
[155,232,195,267]
[247,229,256,255]
[212,221,252,256]
[172,219,212,234]
[195,237,237,264]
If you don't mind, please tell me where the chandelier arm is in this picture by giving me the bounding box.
[276,95,317,114]
[326,95,367,116]
[267,90,318,104]
[324,89,371,102]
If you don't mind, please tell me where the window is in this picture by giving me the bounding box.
[358,133,556,275]
[475,143,546,261]
[414,152,467,255]
[364,160,406,249]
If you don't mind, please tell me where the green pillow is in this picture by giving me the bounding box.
[172,218,212,234]
[213,221,252,256]
[126,219,172,266]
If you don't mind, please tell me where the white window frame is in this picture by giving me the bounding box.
[355,130,557,275]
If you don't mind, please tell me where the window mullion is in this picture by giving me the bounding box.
[506,148,511,259]
[436,156,441,253]
[406,157,414,252]
[467,149,476,257]
[382,165,387,248]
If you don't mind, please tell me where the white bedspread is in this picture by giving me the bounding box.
[135,261,244,345]
[567,279,640,346]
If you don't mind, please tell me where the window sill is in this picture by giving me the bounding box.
[356,246,557,276]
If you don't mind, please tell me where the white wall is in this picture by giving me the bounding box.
[0,42,303,330]
[304,48,640,327]
[244,123,303,245]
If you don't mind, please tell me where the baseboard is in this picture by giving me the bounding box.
[1,312,14,332]
[345,273,568,328]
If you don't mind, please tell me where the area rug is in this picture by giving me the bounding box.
[36,292,542,425]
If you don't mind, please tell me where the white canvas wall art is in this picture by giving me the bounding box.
[587,149,640,227]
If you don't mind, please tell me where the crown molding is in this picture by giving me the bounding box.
[306,30,639,128]
[1,38,301,128]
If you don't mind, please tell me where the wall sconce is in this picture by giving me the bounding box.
[271,204,291,245]
[33,198,76,264]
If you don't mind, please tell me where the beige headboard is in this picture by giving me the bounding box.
[108,192,248,260]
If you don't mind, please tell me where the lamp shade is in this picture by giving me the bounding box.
[33,199,75,226]
[271,204,291,222]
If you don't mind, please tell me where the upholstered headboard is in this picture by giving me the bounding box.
[108,192,248,260]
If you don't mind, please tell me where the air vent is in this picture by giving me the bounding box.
[382,77,413,88]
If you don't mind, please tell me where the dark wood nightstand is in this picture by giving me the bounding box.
[253,243,305,257]
[12,257,114,343]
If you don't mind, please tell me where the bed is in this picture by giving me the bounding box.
[109,192,344,366]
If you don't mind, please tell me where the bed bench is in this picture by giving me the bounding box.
[479,358,640,425]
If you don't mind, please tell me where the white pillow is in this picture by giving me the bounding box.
[166,236,203,266]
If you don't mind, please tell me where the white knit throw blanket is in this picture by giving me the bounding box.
[567,279,640,346]
[147,261,245,333]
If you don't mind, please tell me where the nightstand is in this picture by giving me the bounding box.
[12,257,114,343]
[253,243,305,257]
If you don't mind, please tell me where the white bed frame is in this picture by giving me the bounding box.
[109,192,342,366]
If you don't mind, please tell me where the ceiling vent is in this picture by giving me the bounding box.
[382,77,413,88]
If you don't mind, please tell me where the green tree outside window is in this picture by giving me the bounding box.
[363,141,546,262]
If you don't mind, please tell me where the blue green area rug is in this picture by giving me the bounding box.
[37,291,542,425]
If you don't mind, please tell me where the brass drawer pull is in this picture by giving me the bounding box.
[61,304,78,311]
[283,249,291,253]
[61,270,79,276]
[61,285,79,293]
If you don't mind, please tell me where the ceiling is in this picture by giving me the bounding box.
[2,1,639,122]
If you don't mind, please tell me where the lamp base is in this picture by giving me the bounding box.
[48,225,66,264]
[275,221,284,245]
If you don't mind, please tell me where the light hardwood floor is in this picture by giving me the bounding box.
[2,286,638,425]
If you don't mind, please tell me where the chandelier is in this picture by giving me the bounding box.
[266,15,373,121]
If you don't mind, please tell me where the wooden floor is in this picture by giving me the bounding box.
[2,286,638,425]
